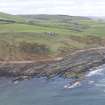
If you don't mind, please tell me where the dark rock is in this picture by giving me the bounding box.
[0,48,105,79]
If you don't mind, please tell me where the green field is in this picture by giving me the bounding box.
[0,12,105,60]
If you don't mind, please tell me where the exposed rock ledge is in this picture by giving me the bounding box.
[0,47,105,81]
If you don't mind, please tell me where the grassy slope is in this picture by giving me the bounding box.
[22,15,105,36]
[1,13,105,36]
[0,13,105,60]
[0,12,25,23]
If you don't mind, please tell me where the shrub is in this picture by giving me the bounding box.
[19,41,50,54]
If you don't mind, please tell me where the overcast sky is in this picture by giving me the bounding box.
[0,0,105,16]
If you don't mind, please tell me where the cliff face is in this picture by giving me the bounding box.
[0,47,105,80]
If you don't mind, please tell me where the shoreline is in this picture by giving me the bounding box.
[0,47,105,81]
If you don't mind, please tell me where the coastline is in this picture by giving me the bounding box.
[0,47,105,81]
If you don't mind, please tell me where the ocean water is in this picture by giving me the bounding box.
[0,65,105,105]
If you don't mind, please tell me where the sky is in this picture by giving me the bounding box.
[0,0,105,16]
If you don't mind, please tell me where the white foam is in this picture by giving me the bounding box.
[86,68,103,77]
[13,81,19,84]
[68,82,81,89]
[64,82,81,89]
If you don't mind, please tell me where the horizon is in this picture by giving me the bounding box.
[1,11,105,18]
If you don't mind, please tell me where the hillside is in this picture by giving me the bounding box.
[20,15,91,33]
[0,12,25,23]
[0,12,105,60]
[19,14,105,36]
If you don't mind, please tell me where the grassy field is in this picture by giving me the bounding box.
[0,12,105,60]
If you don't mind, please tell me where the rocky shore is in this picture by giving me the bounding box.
[0,47,105,81]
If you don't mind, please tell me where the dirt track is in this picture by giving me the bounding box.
[0,47,105,80]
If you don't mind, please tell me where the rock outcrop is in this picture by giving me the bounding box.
[0,47,105,80]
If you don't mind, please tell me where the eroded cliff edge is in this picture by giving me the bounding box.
[0,47,105,80]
